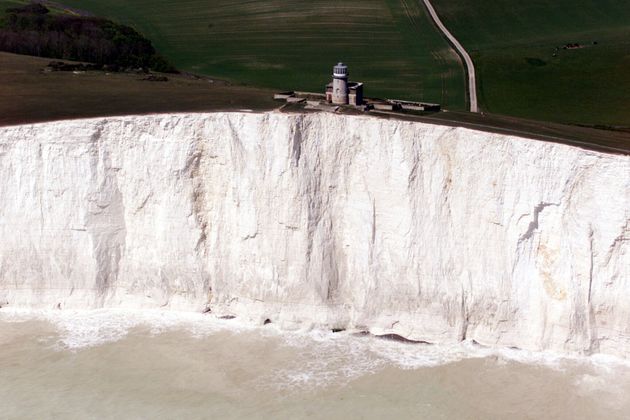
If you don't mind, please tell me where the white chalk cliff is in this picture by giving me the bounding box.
[0,112,628,356]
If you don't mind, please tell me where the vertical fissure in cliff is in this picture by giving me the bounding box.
[86,127,126,303]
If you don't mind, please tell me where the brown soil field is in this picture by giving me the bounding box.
[0,52,278,126]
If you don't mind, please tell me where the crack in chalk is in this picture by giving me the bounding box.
[290,117,303,167]
[605,218,630,264]
[86,141,126,303]
[371,198,376,245]
[518,202,559,243]
[133,191,153,214]
[587,225,600,354]
[242,231,259,241]
[588,227,595,304]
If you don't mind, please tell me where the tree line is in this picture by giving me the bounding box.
[0,3,176,72]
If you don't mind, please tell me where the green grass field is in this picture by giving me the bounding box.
[432,0,630,126]
[3,0,627,126]
[47,0,467,109]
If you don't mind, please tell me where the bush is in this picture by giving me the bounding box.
[0,4,176,72]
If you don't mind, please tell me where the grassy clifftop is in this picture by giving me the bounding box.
[55,0,467,109]
[3,0,627,126]
[0,52,277,126]
[432,0,630,126]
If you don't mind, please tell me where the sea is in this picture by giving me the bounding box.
[1,309,629,419]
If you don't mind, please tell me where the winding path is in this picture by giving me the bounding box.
[420,0,478,112]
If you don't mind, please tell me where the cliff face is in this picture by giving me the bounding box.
[0,112,628,356]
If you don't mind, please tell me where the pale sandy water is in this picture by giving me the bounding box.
[1,310,629,419]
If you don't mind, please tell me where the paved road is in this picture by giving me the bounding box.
[420,0,478,113]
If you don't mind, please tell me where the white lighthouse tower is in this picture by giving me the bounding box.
[331,62,349,104]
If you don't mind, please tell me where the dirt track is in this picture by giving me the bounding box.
[420,0,478,113]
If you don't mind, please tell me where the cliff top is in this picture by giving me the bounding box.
[1,52,629,155]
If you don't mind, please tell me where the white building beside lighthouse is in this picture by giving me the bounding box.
[325,62,363,106]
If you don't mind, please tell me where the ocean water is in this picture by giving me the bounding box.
[1,309,629,419]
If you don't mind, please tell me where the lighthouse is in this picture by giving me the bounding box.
[325,62,363,106]
[331,62,349,105]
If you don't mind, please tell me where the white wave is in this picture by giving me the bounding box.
[261,331,630,391]
[0,308,254,349]
[2,308,630,391]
